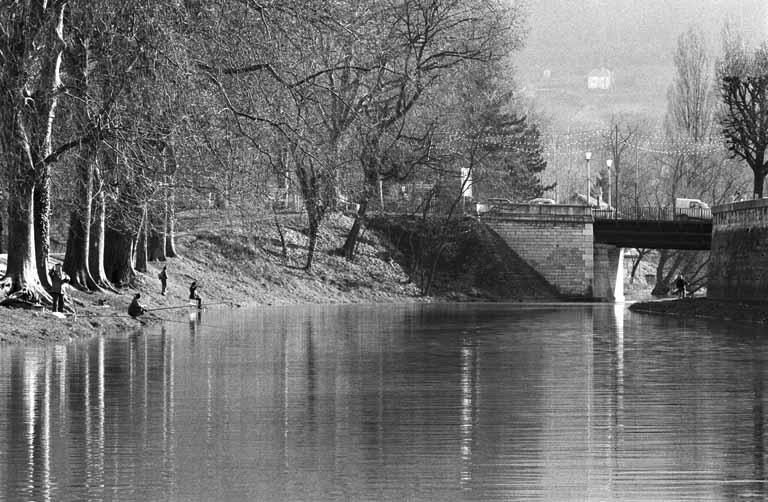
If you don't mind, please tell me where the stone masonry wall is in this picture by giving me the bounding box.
[484,205,594,298]
[709,199,768,302]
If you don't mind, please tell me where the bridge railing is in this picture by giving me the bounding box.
[593,206,712,221]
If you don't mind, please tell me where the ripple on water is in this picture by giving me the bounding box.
[0,303,765,501]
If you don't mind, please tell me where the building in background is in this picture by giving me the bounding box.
[587,68,613,90]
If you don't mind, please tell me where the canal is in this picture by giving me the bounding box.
[0,303,765,501]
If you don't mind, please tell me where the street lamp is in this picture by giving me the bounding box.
[606,159,613,208]
[585,151,592,206]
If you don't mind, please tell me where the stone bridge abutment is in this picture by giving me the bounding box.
[483,205,624,301]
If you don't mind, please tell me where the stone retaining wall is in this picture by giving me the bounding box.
[709,199,768,302]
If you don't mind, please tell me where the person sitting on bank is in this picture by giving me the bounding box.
[48,263,70,313]
[674,274,687,299]
[128,293,146,318]
[189,280,202,309]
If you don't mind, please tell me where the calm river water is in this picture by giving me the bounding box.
[0,303,766,501]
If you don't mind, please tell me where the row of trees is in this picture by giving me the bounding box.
[1,0,549,304]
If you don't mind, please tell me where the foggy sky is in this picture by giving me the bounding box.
[518,0,767,73]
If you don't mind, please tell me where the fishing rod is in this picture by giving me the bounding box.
[64,301,234,318]
[144,301,233,312]
[74,313,142,320]
[155,316,229,331]
[72,312,227,330]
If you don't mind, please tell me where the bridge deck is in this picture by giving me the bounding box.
[593,220,711,249]
[481,203,713,250]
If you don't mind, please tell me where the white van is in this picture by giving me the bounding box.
[674,198,711,220]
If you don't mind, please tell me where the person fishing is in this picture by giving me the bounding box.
[674,274,687,299]
[189,280,202,309]
[48,263,70,313]
[159,265,168,295]
[128,293,147,318]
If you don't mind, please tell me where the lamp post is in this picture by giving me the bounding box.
[606,159,613,208]
[585,151,592,206]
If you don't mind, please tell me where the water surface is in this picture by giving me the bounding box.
[0,303,765,501]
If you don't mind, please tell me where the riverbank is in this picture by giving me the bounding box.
[629,298,768,325]
[6,210,762,346]
[0,212,425,345]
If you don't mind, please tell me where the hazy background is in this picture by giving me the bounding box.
[515,0,768,125]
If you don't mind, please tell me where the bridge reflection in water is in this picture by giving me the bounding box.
[0,304,767,501]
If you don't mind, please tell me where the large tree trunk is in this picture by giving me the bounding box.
[104,227,136,287]
[148,194,167,261]
[62,30,98,291]
[652,250,671,296]
[304,220,318,270]
[88,174,112,289]
[340,167,377,260]
[32,4,66,291]
[135,204,148,272]
[340,198,369,260]
[293,151,329,271]
[165,182,178,257]
[2,177,49,302]
[148,225,167,262]
[103,156,144,287]
[0,2,66,302]
[63,159,97,290]
[754,168,765,199]
[165,145,179,257]
[34,166,52,290]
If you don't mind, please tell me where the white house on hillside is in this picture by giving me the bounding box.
[587,68,613,90]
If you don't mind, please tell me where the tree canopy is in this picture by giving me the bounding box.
[0,0,542,302]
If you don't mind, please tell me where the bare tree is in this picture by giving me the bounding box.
[718,41,768,198]
[338,0,525,259]
[0,2,67,303]
[652,25,738,296]
[602,114,643,209]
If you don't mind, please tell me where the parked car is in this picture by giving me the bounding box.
[475,202,491,215]
[674,198,711,220]
[528,198,556,205]
[476,198,513,215]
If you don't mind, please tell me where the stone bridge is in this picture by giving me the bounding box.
[482,203,713,301]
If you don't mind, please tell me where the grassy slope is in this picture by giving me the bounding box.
[0,212,421,345]
[0,210,568,345]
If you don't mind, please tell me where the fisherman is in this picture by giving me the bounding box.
[48,263,70,313]
[674,274,687,299]
[189,280,202,309]
[158,265,168,295]
[128,293,146,318]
